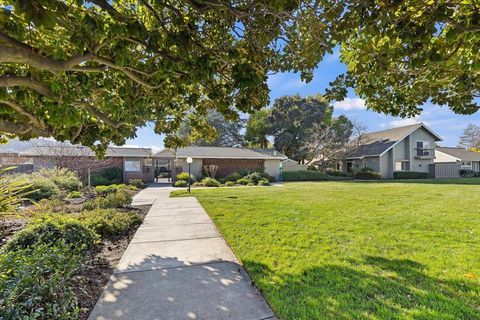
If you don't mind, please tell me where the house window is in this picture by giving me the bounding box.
[416,141,431,157]
[395,161,408,171]
[125,160,141,172]
[461,161,472,170]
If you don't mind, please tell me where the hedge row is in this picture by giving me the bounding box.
[393,171,431,179]
[282,170,351,181]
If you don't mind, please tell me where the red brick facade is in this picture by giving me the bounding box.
[202,158,264,177]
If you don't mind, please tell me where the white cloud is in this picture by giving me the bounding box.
[389,117,421,128]
[333,98,366,111]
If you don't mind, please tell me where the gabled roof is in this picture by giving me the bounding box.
[22,146,152,157]
[436,147,480,161]
[176,146,287,160]
[347,123,442,159]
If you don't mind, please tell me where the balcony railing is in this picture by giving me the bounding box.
[414,148,435,159]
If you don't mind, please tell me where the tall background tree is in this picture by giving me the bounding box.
[245,108,271,148]
[268,95,331,163]
[177,110,244,147]
[459,124,480,149]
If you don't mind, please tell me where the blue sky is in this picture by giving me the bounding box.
[127,50,479,150]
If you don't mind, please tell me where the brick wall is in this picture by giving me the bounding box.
[202,158,264,177]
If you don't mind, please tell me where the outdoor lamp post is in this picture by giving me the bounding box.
[186,157,193,193]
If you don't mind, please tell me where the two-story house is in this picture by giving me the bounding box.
[343,123,442,178]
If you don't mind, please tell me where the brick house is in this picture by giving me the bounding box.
[174,146,287,180]
[21,146,154,183]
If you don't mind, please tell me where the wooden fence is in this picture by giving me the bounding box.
[430,163,461,178]
[281,163,308,172]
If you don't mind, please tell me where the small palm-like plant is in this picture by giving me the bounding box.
[0,167,33,213]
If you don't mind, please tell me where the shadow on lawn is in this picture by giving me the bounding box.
[245,256,480,320]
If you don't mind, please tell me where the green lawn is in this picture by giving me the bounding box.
[173,179,480,320]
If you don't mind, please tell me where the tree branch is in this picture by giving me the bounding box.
[72,101,123,128]
[0,76,122,129]
[0,119,51,137]
[0,76,53,97]
[0,100,46,129]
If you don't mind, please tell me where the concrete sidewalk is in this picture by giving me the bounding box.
[88,185,275,320]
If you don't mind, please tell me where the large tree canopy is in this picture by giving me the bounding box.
[0,0,336,154]
[1,1,478,154]
[268,94,331,162]
[327,0,480,117]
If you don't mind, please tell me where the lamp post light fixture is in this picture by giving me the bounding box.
[186,157,193,193]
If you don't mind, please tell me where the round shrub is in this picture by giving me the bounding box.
[128,179,144,188]
[83,188,132,210]
[67,191,81,198]
[246,182,255,186]
[90,175,110,186]
[243,172,263,185]
[100,166,122,183]
[4,218,98,252]
[236,178,250,185]
[176,172,195,182]
[201,177,221,187]
[258,179,270,186]
[224,172,243,182]
[174,180,188,187]
[26,177,60,201]
[225,181,235,187]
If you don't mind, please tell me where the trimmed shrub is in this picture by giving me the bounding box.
[236,178,250,185]
[459,169,478,178]
[258,179,270,186]
[326,169,348,177]
[4,218,97,252]
[224,172,243,182]
[90,174,110,186]
[79,209,142,239]
[176,172,196,182]
[247,182,255,186]
[393,171,431,179]
[174,180,188,187]
[243,172,263,185]
[225,181,235,187]
[82,188,132,210]
[201,177,221,187]
[128,178,144,188]
[0,244,81,319]
[282,170,329,181]
[67,191,81,198]
[354,170,381,180]
[25,176,60,201]
[99,166,122,183]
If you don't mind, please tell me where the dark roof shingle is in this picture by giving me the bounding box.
[347,123,441,158]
